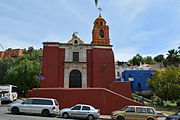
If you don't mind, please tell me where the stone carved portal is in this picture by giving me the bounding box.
[69,70,82,88]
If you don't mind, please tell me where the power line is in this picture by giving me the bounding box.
[0,43,5,51]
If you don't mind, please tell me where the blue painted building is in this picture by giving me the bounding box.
[120,70,155,92]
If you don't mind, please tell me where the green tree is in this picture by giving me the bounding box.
[147,66,180,100]
[164,49,180,67]
[0,58,15,84]
[154,54,164,63]
[3,47,42,96]
[4,59,40,96]
[129,54,144,66]
[144,56,156,64]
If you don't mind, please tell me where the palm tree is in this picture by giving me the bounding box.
[165,49,180,67]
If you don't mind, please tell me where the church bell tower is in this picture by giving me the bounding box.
[91,15,110,45]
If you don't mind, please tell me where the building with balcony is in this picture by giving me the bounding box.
[0,48,24,60]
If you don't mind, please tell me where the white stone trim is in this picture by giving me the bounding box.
[44,43,112,49]
[64,63,87,88]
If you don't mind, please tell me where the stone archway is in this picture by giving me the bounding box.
[69,70,82,88]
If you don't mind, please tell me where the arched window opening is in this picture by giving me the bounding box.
[69,70,82,88]
[74,40,78,45]
[100,30,104,38]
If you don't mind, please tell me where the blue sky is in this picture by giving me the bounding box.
[0,0,179,61]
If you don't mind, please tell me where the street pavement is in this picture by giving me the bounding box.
[0,101,166,120]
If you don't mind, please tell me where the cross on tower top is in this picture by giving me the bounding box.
[98,7,102,17]
[72,31,78,38]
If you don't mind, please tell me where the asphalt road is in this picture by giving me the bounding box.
[0,102,166,120]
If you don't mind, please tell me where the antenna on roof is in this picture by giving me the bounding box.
[98,7,102,17]
[0,43,5,51]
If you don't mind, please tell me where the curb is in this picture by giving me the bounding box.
[99,115,112,120]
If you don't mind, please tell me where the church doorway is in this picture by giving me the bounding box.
[69,70,82,88]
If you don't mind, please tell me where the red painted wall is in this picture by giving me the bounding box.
[109,81,132,98]
[58,48,65,87]
[87,49,93,87]
[28,88,142,114]
[41,46,65,88]
[92,48,115,88]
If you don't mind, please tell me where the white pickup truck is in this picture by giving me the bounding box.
[0,85,18,104]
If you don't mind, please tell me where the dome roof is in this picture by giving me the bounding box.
[95,16,105,21]
[94,16,106,24]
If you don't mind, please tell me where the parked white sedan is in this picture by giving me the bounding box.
[8,97,60,117]
[60,104,100,120]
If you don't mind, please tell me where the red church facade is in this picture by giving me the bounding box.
[28,16,141,114]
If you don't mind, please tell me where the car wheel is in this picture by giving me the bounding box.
[87,114,94,120]
[41,109,50,117]
[11,107,19,114]
[147,118,154,120]
[117,116,124,120]
[63,112,69,118]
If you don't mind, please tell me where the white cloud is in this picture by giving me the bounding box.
[114,47,138,61]
[168,39,180,49]
[130,29,164,42]
[57,0,89,24]
[0,34,30,50]
[114,46,169,62]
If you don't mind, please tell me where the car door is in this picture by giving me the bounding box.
[69,105,82,118]
[19,99,33,113]
[29,99,43,114]
[146,108,157,119]
[30,99,53,114]
[124,107,137,120]
[136,107,147,120]
[80,106,91,118]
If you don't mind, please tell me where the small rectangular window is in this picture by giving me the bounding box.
[147,108,155,114]
[126,107,135,113]
[117,72,120,77]
[82,106,90,110]
[71,106,81,110]
[31,99,53,105]
[73,52,79,62]
[54,100,59,106]
[136,107,146,113]
[42,100,53,105]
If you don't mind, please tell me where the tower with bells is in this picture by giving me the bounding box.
[91,9,110,45]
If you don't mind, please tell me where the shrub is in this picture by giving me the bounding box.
[177,101,180,107]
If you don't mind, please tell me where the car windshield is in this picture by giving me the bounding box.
[121,106,128,111]
[0,91,9,97]
[0,91,9,94]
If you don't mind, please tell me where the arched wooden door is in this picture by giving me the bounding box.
[69,70,82,88]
